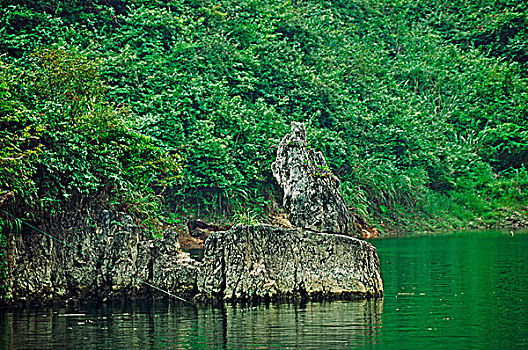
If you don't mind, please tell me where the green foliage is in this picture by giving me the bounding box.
[0,48,182,223]
[0,60,44,210]
[482,122,528,170]
[232,207,262,227]
[1,0,527,233]
[486,166,528,205]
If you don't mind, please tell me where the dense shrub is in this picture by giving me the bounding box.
[1,0,527,232]
[0,48,182,220]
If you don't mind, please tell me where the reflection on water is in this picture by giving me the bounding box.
[222,300,383,349]
[2,229,528,349]
[0,300,383,349]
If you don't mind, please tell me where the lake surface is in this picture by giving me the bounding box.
[1,229,527,349]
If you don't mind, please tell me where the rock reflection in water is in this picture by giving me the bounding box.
[0,299,383,349]
[221,299,383,349]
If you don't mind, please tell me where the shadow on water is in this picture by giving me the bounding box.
[0,299,383,349]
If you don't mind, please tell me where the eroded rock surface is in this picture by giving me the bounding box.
[197,225,383,301]
[4,210,198,305]
[3,122,384,306]
[271,122,349,234]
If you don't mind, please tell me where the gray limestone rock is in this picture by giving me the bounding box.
[4,210,198,304]
[2,121,383,306]
[271,122,349,234]
[197,225,383,301]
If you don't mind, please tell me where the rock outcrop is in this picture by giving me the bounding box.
[271,122,349,235]
[2,121,383,306]
[3,210,198,305]
[195,121,382,302]
[197,225,383,301]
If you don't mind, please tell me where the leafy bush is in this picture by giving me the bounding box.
[0,48,182,220]
[486,166,528,205]
[1,0,527,233]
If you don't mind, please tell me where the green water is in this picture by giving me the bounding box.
[1,229,527,349]
[377,229,528,349]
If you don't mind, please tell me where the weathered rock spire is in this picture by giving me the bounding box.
[271,122,349,235]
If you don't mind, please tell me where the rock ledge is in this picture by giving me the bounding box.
[197,225,383,301]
